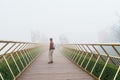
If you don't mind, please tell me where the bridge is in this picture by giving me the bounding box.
[0,40,120,80]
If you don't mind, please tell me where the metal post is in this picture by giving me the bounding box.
[74,44,82,63]
[0,73,4,80]
[85,45,94,69]
[113,66,120,80]
[77,45,85,65]
[72,44,80,62]
[3,55,15,79]
[80,45,89,67]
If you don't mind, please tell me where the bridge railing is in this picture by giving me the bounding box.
[0,40,45,80]
[60,43,120,80]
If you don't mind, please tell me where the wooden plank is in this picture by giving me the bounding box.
[18,49,94,80]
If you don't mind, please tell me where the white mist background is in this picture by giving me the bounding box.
[0,0,120,43]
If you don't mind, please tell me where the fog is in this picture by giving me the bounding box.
[0,0,120,43]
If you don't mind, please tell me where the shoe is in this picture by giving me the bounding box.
[48,61,53,64]
[48,61,52,64]
[51,61,53,63]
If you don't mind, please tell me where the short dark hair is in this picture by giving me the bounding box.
[50,38,53,41]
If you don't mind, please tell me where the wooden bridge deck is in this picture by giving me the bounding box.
[18,49,94,80]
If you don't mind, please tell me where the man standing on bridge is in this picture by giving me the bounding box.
[48,38,55,64]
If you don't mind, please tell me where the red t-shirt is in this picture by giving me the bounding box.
[49,42,54,50]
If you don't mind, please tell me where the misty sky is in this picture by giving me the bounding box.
[0,0,120,43]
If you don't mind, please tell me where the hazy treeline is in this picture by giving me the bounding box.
[31,31,48,43]
[99,17,120,43]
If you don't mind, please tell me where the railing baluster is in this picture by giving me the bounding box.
[90,45,101,73]
[99,57,110,79]
[3,55,15,79]
[0,40,44,80]
[61,43,120,80]
[15,43,26,68]
[71,45,78,61]
[0,73,4,80]
[10,43,21,73]
[77,45,85,65]
[80,45,89,67]
[10,54,21,72]
[19,44,28,66]
[85,45,94,69]
[74,44,82,63]
[72,44,80,62]
[113,66,120,80]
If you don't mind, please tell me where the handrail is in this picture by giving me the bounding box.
[60,43,120,80]
[0,40,45,80]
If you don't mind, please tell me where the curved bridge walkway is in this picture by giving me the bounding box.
[18,49,94,80]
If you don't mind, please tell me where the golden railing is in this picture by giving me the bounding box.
[0,40,45,80]
[60,43,120,80]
